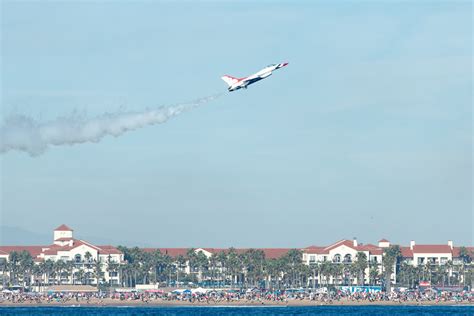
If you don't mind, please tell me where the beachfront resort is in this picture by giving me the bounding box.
[0,224,472,294]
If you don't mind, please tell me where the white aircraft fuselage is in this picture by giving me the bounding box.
[221,62,288,92]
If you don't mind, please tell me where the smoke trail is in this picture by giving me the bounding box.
[0,94,222,156]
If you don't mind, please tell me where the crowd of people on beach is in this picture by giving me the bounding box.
[1,287,473,306]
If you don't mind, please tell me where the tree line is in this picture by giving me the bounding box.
[0,246,472,290]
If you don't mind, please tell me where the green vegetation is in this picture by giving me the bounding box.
[1,247,472,290]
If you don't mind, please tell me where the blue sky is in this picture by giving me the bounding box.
[1,1,472,247]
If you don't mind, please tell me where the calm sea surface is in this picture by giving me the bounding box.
[0,306,473,316]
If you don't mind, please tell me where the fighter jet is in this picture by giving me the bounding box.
[221,62,288,92]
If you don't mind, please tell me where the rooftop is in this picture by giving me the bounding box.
[54,224,73,231]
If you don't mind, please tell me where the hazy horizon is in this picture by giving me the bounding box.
[1,1,472,247]
[1,224,471,249]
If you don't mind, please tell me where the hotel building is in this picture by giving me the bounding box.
[0,225,471,288]
[0,225,123,286]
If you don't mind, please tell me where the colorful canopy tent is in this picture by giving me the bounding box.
[145,289,164,293]
[172,289,192,295]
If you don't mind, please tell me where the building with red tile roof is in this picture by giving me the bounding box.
[1,225,472,288]
[54,224,73,231]
[0,225,124,287]
[143,247,294,260]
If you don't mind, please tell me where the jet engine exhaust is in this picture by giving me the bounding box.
[0,93,222,157]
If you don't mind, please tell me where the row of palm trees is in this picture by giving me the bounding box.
[116,245,472,290]
[384,246,474,291]
[117,247,320,289]
[0,250,118,290]
[1,246,472,290]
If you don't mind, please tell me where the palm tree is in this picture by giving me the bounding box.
[150,250,164,285]
[423,261,432,284]
[93,259,103,288]
[309,262,320,289]
[106,255,120,286]
[382,245,401,292]
[216,251,227,287]
[160,255,173,286]
[354,252,368,285]
[445,260,453,286]
[226,248,240,288]
[18,251,34,288]
[320,261,332,286]
[369,262,380,286]
[74,267,85,285]
[196,251,209,283]
[121,264,133,287]
[139,252,153,284]
[84,251,93,267]
[186,249,197,280]
[208,253,218,287]
[65,260,75,284]
[299,264,311,288]
[175,255,187,285]
[439,264,448,286]
[347,262,359,285]
[241,249,265,288]
[399,262,413,287]
[54,260,66,285]
[332,263,344,286]
[8,251,21,285]
[43,259,55,286]
[459,247,472,263]
[265,259,280,289]
[32,263,44,291]
[0,258,8,288]
[459,247,472,287]
[283,249,304,287]
[414,265,423,287]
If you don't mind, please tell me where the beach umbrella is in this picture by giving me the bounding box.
[192,287,206,294]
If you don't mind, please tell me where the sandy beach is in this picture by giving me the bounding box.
[1,297,472,308]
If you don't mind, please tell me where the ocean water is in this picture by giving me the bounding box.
[0,306,473,316]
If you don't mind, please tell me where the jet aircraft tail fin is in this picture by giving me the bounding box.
[221,75,241,87]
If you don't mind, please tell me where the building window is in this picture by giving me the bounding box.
[75,254,82,263]
[344,254,352,263]
[309,255,316,262]
[333,254,341,263]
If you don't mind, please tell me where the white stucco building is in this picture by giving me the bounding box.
[0,224,124,286]
[1,225,471,288]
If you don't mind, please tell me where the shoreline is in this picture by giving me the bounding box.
[1,299,472,308]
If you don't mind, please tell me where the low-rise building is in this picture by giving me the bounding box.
[0,224,124,287]
[1,225,472,288]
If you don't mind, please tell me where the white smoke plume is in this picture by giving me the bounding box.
[0,94,222,156]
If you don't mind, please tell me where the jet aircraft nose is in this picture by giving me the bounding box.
[282,62,289,67]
